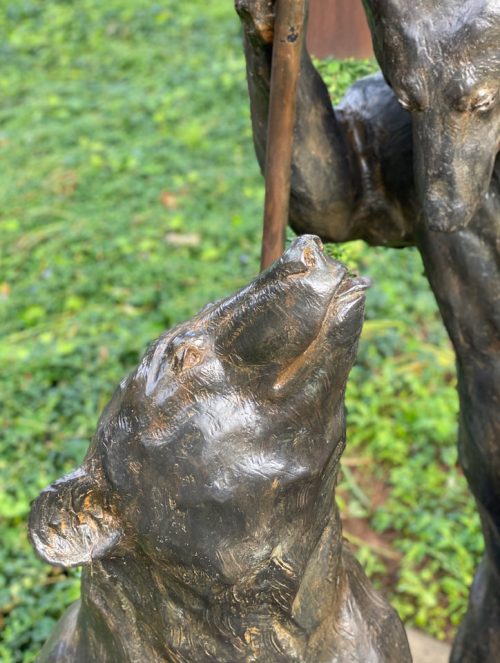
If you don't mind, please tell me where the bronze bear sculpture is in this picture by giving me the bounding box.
[29,236,411,662]
[236,1,500,660]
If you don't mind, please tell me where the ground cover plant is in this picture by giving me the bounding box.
[0,1,482,660]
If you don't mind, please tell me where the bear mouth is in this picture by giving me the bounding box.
[272,272,369,391]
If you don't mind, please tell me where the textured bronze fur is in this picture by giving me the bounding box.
[29,236,411,662]
[236,1,500,661]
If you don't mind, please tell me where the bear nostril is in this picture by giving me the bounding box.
[280,235,326,277]
[302,246,317,268]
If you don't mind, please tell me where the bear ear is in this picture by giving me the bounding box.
[29,466,123,568]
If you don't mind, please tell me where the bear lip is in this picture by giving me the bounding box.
[272,273,368,391]
[317,272,370,329]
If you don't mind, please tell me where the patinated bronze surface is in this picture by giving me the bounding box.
[236,1,500,661]
[29,236,411,662]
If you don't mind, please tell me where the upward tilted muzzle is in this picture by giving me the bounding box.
[207,235,368,375]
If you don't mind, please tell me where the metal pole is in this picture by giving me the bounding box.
[260,0,306,271]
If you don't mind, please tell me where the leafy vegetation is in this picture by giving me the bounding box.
[0,2,481,660]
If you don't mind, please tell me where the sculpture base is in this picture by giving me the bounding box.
[407,628,450,663]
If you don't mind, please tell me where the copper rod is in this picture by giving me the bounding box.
[260,0,306,271]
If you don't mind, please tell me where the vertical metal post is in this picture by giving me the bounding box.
[260,0,306,271]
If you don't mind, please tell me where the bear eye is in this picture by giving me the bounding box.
[396,94,426,113]
[172,345,204,373]
[470,91,496,114]
[397,96,412,111]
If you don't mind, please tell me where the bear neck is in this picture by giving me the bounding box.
[78,506,346,661]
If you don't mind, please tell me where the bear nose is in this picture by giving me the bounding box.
[277,235,327,277]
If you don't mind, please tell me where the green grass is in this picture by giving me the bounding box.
[0,2,481,660]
